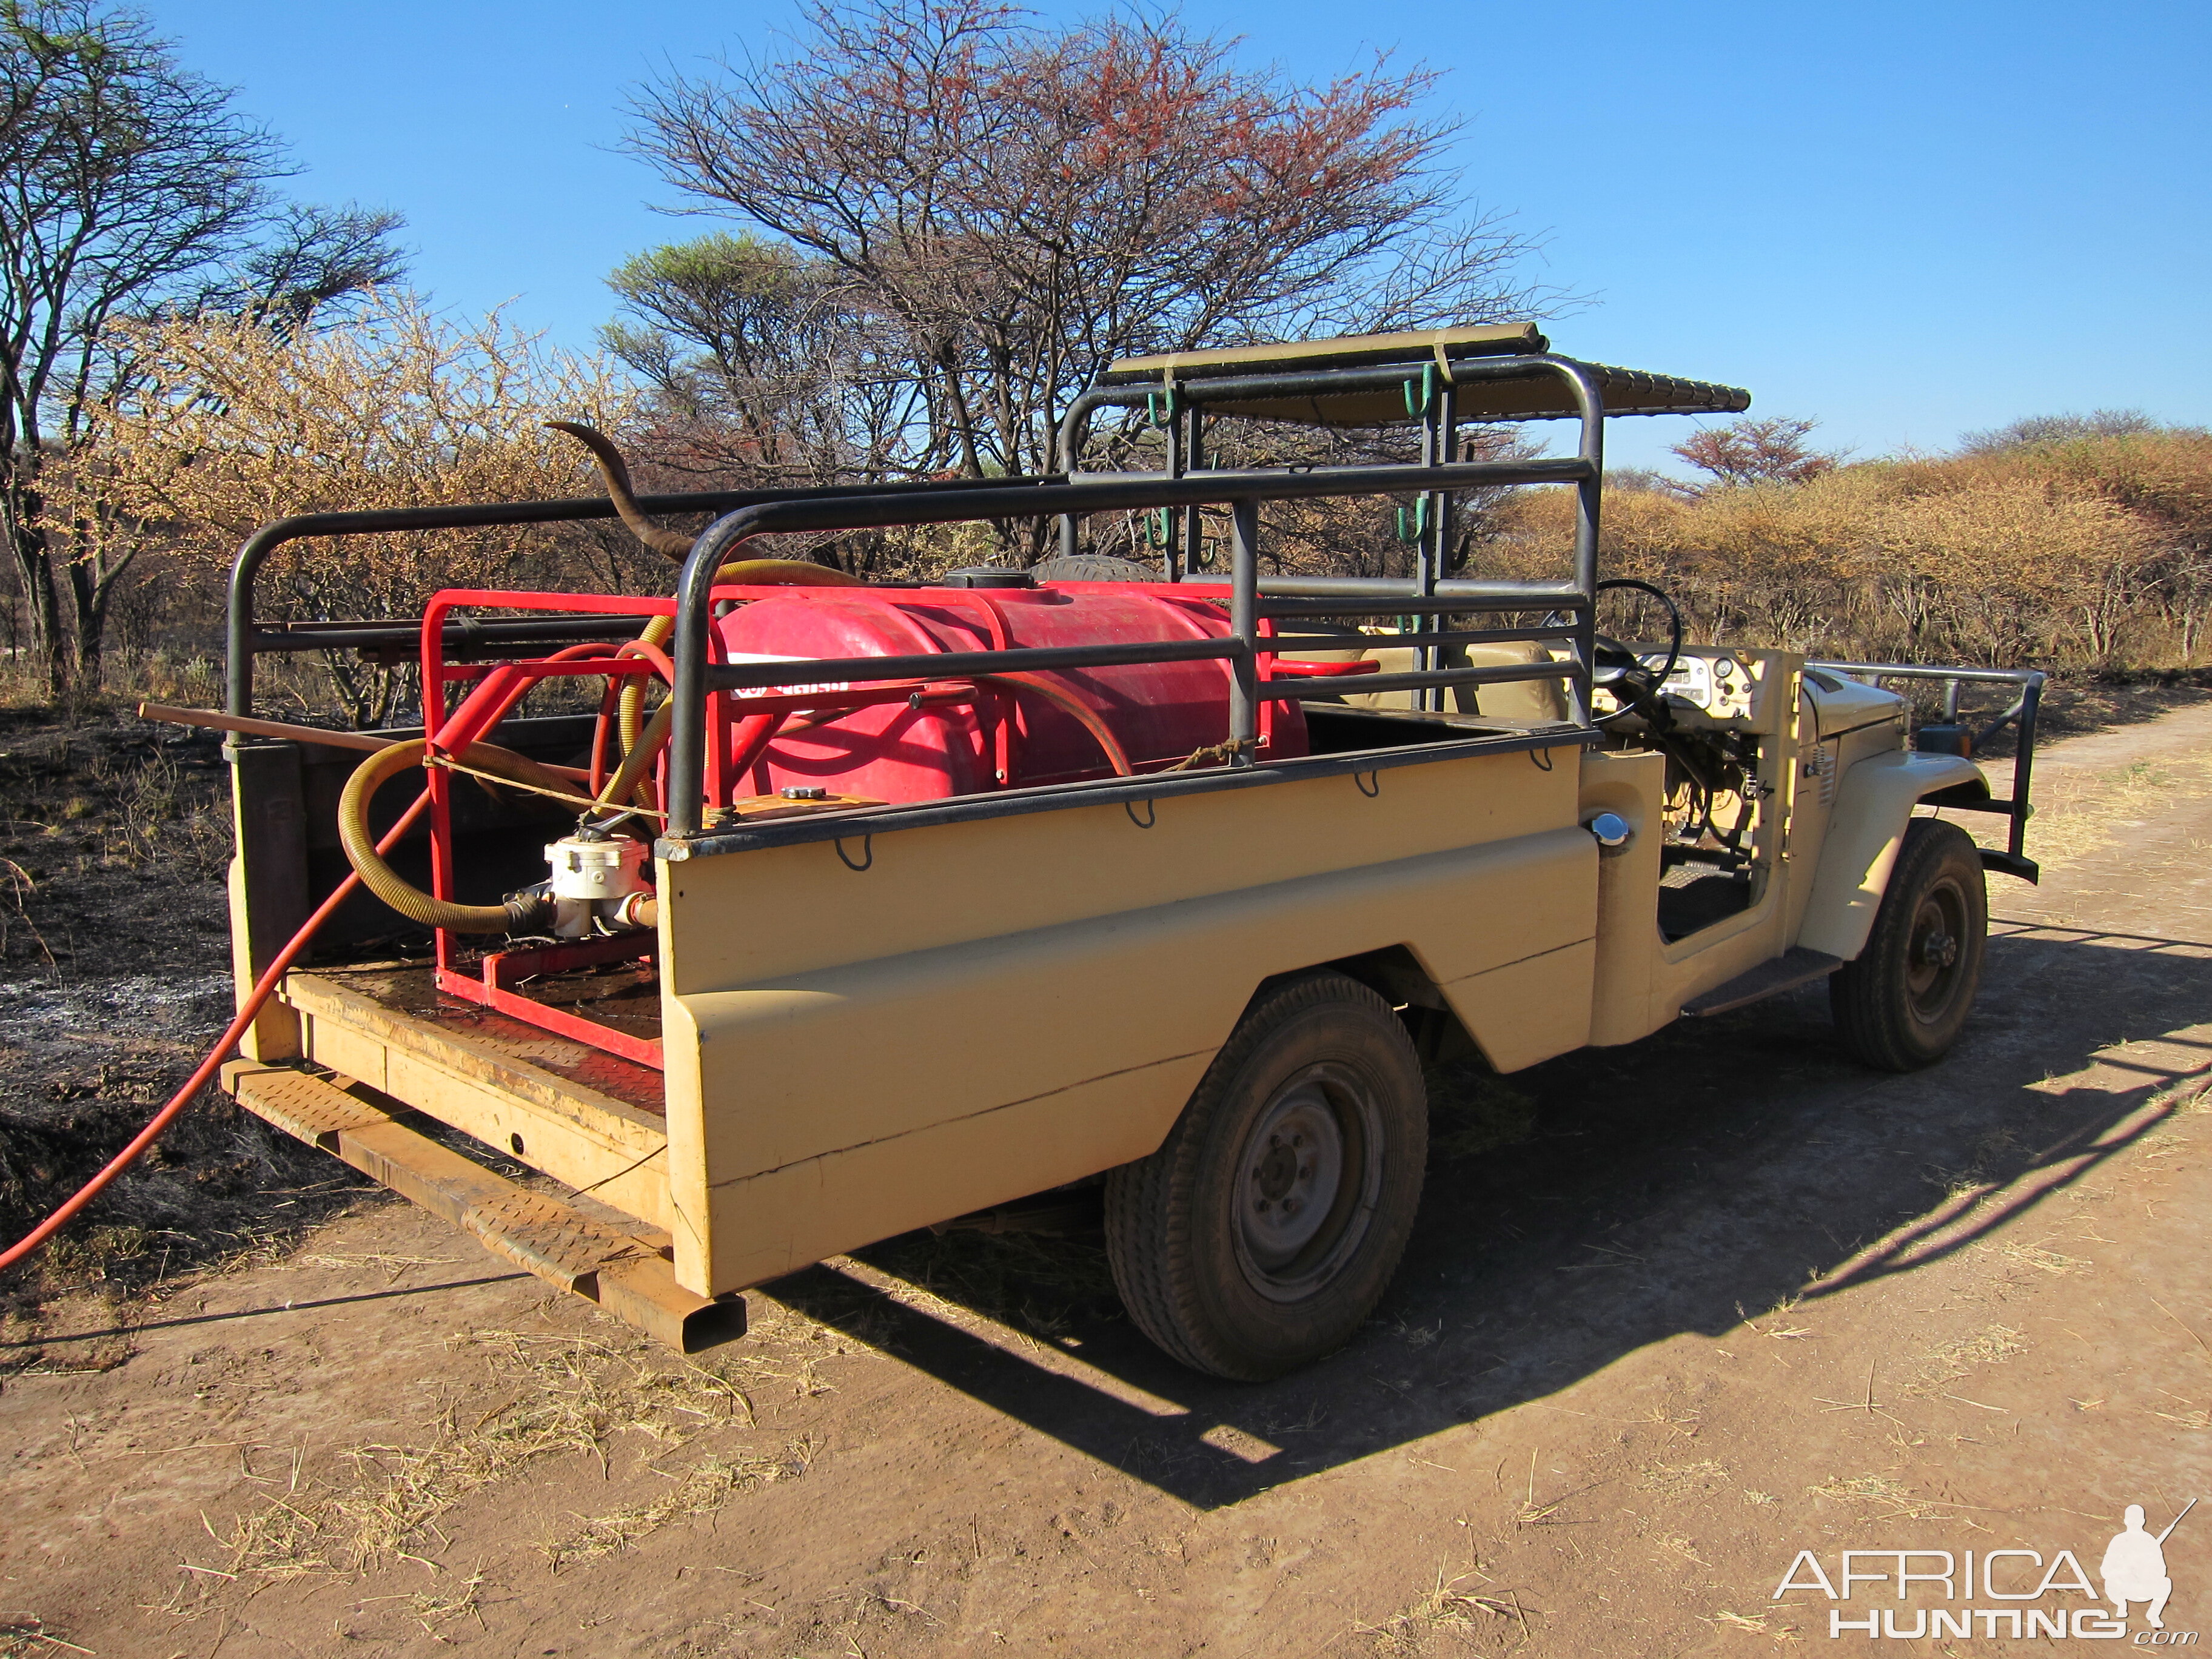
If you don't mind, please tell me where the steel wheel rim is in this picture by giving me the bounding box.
[1905,876,1970,1023]
[1232,1061,1383,1302]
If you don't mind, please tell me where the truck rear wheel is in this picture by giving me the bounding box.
[1104,971,1427,1380]
[1831,817,1988,1071]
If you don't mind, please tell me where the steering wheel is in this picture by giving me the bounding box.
[1590,578,1683,712]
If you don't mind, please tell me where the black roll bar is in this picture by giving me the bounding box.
[666,452,1600,837]
[1809,660,2045,882]
[223,473,1041,716]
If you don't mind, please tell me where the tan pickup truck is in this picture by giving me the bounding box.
[206,325,2041,1375]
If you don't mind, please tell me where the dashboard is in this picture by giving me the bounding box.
[1635,648,1760,723]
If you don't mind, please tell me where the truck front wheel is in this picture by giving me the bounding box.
[1105,971,1428,1380]
[1831,817,1988,1071]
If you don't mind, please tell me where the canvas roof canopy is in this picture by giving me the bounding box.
[1099,325,1751,427]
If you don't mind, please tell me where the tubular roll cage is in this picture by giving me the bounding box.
[226,352,1634,856]
[1053,350,1610,719]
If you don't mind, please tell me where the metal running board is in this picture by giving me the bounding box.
[224,1062,745,1353]
[1678,948,1844,1019]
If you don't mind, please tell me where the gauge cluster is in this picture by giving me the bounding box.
[1641,648,1758,723]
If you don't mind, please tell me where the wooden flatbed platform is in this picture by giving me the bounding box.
[261,964,674,1239]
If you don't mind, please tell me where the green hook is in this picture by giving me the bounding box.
[1401,361,1437,419]
[1394,497,1433,543]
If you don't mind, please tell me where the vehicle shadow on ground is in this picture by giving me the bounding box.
[762,922,2211,1509]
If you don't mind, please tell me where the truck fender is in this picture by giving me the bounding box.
[1795,751,1988,962]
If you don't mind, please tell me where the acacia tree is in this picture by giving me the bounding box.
[1957,409,2167,454]
[0,1,405,693]
[603,232,913,489]
[623,0,1544,551]
[1669,416,1844,491]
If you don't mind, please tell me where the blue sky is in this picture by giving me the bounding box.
[151,0,2210,474]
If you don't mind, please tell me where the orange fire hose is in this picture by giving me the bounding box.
[0,788,435,1274]
[975,672,1134,777]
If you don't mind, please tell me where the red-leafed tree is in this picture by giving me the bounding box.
[1669,417,1845,489]
[620,0,1546,541]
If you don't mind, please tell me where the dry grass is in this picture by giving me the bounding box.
[198,1323,819,1598]
[1966,752,2212,870]
[1494,431,2212,673]
[1652,1531,1708,1566]
[1637,1460,1731,1501]
[75,744,231,875]
[1359,1563,1529,1654]
[539,1440,815,1572]
[1909,1324,2027,1396]
[1805,1473,1942,1520]
[0,1614,92,1658]
[354,1568,491,1641]
[1704,1607,1799,1641]
[1997,1241,2094,1276]
[0,643,223,717]
[2150,1392,2212,1431]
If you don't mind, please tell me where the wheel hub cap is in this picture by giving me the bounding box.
[1239,1083,1344,1273]
[1905,878,1972,1019]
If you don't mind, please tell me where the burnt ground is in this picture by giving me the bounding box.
[0,705,376,1326]
[0,673,2208,1656]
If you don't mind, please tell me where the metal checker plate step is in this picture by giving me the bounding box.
[224,1062,743,1353]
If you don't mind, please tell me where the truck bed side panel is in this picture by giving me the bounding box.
[657,751,1593,1294]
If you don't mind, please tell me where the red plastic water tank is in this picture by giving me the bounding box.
[712,585,1307,804]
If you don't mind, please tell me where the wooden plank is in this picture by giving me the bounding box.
[282,973,671,1234]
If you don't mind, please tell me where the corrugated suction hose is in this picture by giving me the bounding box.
[338,738,579,933]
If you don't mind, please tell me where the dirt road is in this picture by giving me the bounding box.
[4,703,2209,1658]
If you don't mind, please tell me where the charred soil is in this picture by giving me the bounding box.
[0,704,374,1332]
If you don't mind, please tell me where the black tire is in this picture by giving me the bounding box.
[1030,553,1163,582]
[1830,817,1988,1071]
[1104,971,1428,1380]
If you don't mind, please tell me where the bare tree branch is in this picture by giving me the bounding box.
[620,0,1552,557]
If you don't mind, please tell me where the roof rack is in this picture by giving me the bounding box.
[1078,325,1751,433]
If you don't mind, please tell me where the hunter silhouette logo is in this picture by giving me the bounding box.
[1774,1499,2198,1640]
[2106,1501,2194,1631]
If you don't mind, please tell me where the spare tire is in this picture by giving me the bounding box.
[1030,554,1163,583]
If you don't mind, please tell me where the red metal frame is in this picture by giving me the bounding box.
[411,580,1287,1070]
[441,934,665,1070]
[421,591,681,1058]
